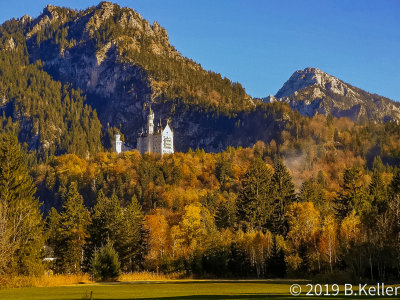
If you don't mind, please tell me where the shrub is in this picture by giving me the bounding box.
[90,241,121,281]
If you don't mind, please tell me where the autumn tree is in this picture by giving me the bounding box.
[235,230,273,278]
[179,203,216,255]
[145,210,169,269]
[285,202,321,272]
[319,216,338,272]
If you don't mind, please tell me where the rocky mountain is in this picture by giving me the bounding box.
[264,68,400,123]
[0,1,290,153]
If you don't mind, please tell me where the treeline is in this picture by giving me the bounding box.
[2,128,400,281]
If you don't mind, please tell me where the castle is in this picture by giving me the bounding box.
[114,108,174,155]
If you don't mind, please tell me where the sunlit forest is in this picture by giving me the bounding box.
[2,112,400,282]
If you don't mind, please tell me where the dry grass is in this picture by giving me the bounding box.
[119,271,184,281]
[0,272,184,288]
[0,273,90,288]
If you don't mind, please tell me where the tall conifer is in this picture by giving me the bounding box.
[0,133,44,274]
[270,159,296,235]
[54,182,90,273]
[236,158,273,231]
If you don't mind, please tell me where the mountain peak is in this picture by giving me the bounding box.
[275,67,346,98]
[269,67,400,122]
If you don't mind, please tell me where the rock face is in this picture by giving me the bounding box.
[265,67,400,122]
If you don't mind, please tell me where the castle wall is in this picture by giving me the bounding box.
[152,134,162,154]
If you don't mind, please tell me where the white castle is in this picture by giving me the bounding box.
[113,107,174,155]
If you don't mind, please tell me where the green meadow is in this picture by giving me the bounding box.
[1,280,398,300]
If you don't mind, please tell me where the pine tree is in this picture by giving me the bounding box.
[54,181,90,273]
[334,167,367,220]
[119,196,147,272]
[215,194,237,229]
[90,240,121,281]
[299,178,320,204]
[236,158,274,231]
[0,133,44,275]
[369,170,388,214]
[45,207,61,250]
[215,157,233,189]
[86,190,123,269]
[270,158,296,235]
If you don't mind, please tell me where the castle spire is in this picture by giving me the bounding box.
[147,105,154,135]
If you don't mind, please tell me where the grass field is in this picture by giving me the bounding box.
[0,280,398,300]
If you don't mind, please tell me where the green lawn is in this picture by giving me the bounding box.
[0,280,398,300]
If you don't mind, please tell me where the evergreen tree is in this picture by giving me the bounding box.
[215,157,233,189]
[270,159,296,235]
[119,196,147,272]
[267,236,286,278]
[0,133,44,275]
[90,240,121,281]
[369,170,388,214]
[86,190,123,269]
[54,182,90,273]
[215,195,237,229]
[45,207,61,251]
[372,156,385,173]
[236,158,273,231]
[334,167,367,220]
[299,178,320,204]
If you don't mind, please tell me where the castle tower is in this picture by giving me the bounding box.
[137,108,174,155]
[147,107,154,135]
[114,134,122,154]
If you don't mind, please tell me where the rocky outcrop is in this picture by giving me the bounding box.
[265,68,400,122]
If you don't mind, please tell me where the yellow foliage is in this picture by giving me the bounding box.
[340,212,361,249]
[55,154,87,178]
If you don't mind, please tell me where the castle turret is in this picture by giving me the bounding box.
[147,107,154,135]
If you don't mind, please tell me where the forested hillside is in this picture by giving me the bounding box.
[3,109,400,281]
[0,19,102,158]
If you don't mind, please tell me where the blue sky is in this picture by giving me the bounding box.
[1,0,399,100]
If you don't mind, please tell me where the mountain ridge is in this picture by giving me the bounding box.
[264,67,400,122]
